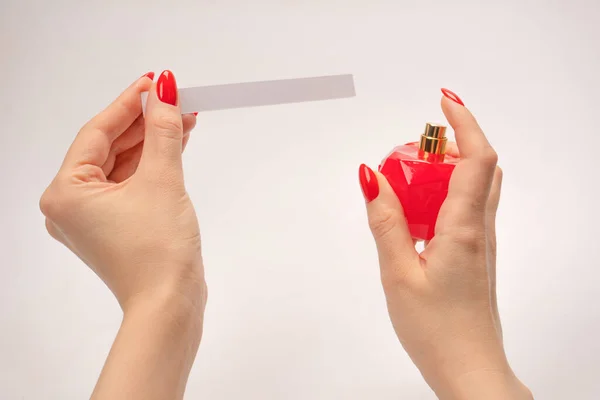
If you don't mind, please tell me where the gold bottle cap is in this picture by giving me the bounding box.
[419,123,447,155]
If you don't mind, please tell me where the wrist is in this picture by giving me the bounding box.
[93,274,206,400]
[437,368,533,400]
[123,265,207,340]
[412,329,531,399]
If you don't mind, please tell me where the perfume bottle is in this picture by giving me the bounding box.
[379,123,459,241]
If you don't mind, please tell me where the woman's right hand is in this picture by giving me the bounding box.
[359,94,532,399]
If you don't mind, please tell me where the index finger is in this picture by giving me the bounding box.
[61,73,154,170]
[440,94,498,218]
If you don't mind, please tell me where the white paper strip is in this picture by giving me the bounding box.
[141,74,355,114]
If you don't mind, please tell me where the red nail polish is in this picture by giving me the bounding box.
[441,88,465,106]
[157,70,178,106]
[193,112,198,116]
[359,164,379,202]
[142,72,155,80]
[379,123,458,240]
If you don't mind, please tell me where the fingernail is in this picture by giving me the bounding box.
[441,88,465,106]
[193,112,198,116]
[157,70,178,106]
[142,71,155,80]
[359,164,379,202]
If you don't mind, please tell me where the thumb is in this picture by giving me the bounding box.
[139,70,184,183]
[359,164,418,282]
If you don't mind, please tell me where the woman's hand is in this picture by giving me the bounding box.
[359,94,532,399]
[40,70,206,400]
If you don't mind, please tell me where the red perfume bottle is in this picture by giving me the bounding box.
[379,123,459,241]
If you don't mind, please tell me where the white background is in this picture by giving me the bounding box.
[1,0,599,399]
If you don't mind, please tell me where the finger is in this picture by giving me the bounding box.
[111,113,196,158]
[487,167,503,219]
[180,113,195,154]
[45,218,64,243]
[359,164,419,285]
[100,115,144,176]
[108,141,144,183]
[62,73,154,169]
[108,115,146,157]
[109,134,192,184]
[441,91,495,161]
[103,113,196,177]
[138,70,185,184]
[182,132,191,153]
[439,94,498,227]
[485,167,503,261]
[441,95,497,204]
[486,167,503,340]
[102,151,118,178]
[108,114,196,183]
[445,142,460,158]
[181,113,197,153]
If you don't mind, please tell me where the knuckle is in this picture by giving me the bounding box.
[452,227,486,251]
[118,94,141,117]
[381,266,410,291]
[480,148,498,167]
[369,209,401,241]
[78,121,93,136]
[39,181,74,220]
[39,187,58,218]
[494,166,503,181]
[44,219,61,241]
[148,167,185,191]
[487,236,497,258]
[151,114,183,139]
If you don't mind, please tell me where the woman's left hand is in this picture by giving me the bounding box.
[40,70,205,400]
[40,71,202,311]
